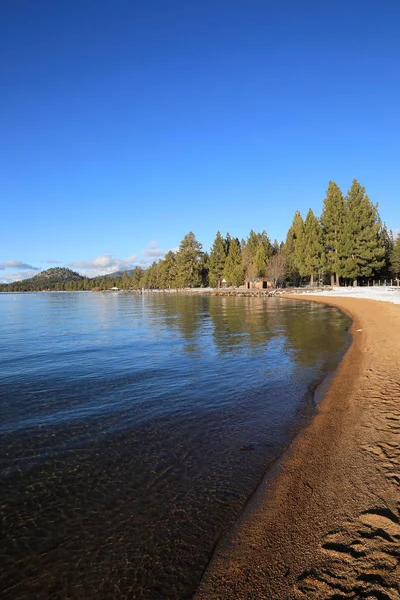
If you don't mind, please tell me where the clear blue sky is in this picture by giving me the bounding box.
[1,0,399,281]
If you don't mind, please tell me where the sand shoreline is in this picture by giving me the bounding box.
[195,296,400,599]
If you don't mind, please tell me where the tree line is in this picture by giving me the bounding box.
[112,179,400,290]
[1,179,400,293]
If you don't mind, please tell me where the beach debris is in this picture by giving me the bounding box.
[356,328,363,332]
[239,445,253,451]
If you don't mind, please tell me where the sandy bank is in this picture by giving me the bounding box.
[195,296,400,599]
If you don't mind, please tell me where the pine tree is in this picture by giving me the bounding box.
[321,181,345,285]
[122,270,131,289]
[339,180,385,283]
[224,238,244,286]
[132,266,144,288]
[283,225,298,284]
[225,233,232,254]
[272,239,280,255]
[159,251,177,289]
[291,211,307,280]
[175,232,203,288]
[379,224,394,278]
[390,233,400,278]
[141,262,161,289]
[199,251,210,287]
[246,230,260,257]
[303,209,325,286]
[209,231,228,287]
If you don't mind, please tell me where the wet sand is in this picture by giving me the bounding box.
[195,296,400,599]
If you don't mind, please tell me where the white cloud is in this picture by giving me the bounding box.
[0,260,39,271]
[0,269,39,283]
[141,241,166,260]
[69,254,138,277]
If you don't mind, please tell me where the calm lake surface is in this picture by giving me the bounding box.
[0,293,351,599]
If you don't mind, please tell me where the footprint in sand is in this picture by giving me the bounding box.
[296,504,400,599]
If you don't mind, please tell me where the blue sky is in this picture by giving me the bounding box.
[1,0,399,281]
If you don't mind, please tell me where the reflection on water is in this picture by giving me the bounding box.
[0,293,351,599]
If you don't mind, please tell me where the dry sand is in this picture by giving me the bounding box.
[195,296,400,599]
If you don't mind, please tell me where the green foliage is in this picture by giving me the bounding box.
[140,261,160,289]
[321,181,345,283]
[291,210,307,278]
[224,238,244,286]
[132,266,144,288]
[0,179,392,294]
[175,232,203,288]
[241,230,272,281]
[303,209,325,284]
[272,239,280,255]
[339,180,385,279]
[379,224,394,277]
[158,251,178,289]
[208,231,228,287]
[390,233,400,277]
[199,252,210,287]
[283,225,299,283]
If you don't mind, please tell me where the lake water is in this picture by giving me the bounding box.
[0,292,351,599]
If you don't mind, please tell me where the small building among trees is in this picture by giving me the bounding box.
[245,278,274,290]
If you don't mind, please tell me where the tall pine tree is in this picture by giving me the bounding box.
[390,233,400,279]
[339,180,385,284]
[291,211,307,280]
[159,251,177,289]
[303,209,325,286]
[175,232,203,288]
[321,181,345,285]
[208,231,228,287]
[224,238,244,286]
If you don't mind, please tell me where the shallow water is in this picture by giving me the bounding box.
[0,293,351,599]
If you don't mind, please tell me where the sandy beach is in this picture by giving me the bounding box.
[195,295,400,599]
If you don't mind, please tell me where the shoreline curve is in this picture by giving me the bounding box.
[195,295,400,599]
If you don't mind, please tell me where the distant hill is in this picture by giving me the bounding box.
[31,267,84,284]
[101,269,137,279]
[0,267,145,292]
[0,267,84,292]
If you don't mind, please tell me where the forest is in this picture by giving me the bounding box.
[2,179,400,293]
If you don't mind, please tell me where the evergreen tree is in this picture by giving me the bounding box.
[122,270,131,289]
[225,233,232,254]
[132,266,144,288]
[141,262,160,289]
[254,241,268,277]
[209,231,228,287]
[159,251,177,289]
[272,239,280,255]
[199,251,210,287]
[224,238,244,286]
[379,224,394,278]
[303,209,325,286]
[339,180,385,283]
[390,233,400,278]
[175,232,203,288]
[290,211,307,280]
[246,230,260,257]
[283,225,298,284]
[321,181,345,285]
